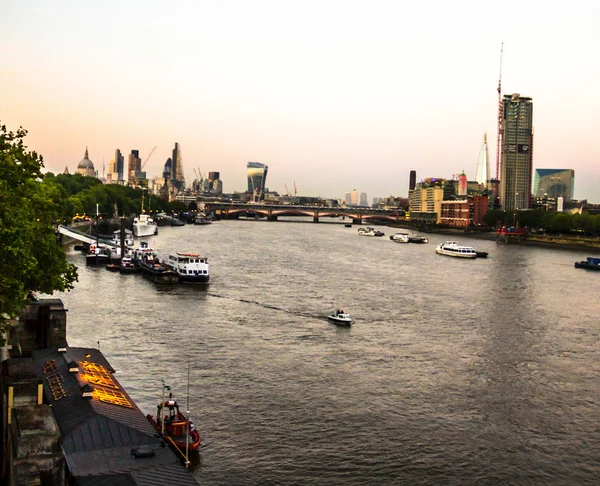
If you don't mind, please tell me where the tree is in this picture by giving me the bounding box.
[0,124,78,337]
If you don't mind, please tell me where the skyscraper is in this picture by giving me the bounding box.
[500,93,533,212]
[350,189,358,206]
[114,149,124,182]
[171,143,185,190]
[128,150,141,182]
[359,192,368,206]
[409,170,416,191]
[344,192,352,205]
[475,133,490,185]
[247,162,268,200]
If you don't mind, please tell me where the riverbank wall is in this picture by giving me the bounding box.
[387,222,600,251]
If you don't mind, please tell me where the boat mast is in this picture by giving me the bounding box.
[185,359,190,467]
[161,379,166,436]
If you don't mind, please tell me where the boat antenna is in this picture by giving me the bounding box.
[161,380,166,437]
[185,359,191,467]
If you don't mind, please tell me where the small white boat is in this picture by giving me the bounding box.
[435,241,477,259]
[390,232,409,243]
[358,227,384,237]
[327,310,352,326]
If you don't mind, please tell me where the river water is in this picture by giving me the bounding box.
[58,220,600,485]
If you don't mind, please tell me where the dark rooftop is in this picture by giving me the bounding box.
[31,346,199,486]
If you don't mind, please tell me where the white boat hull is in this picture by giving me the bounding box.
[133,223,158,237]
[327,314,352,325]
[435,249,476,258]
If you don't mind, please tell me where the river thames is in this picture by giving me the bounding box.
[57,220,600,485]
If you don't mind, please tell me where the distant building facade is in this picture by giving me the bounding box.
[247,162,268,201]
[533,169,574,201]
[350,189,358,206]
[500,93,534,212]
[440,195,489,227]
[409,178,455,223]
[359,192,368,206]
[76,147,96,177]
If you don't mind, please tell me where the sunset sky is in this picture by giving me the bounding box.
[2,1,599,201]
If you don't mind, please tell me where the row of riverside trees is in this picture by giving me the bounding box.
[42,172,190,222]
[484,209,600,236]
[1,124,78,341]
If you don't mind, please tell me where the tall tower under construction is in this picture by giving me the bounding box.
[499,93,533,212]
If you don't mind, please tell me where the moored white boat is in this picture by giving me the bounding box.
[390,232,409,243]
[435,241,477,259]
[133,213,158,237]
[165,252,210,284]
[358,227,384,237]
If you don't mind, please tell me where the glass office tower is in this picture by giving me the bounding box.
[533,169,574,200]
[247,162,268,200]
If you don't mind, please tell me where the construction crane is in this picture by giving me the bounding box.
[141,146,157,170]
[495,43,504,207]
[293,180,297,196]
[284,183,290,196]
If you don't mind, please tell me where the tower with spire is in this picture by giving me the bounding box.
[475,133,490,186]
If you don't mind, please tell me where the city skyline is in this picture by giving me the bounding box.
[2,1,599,202]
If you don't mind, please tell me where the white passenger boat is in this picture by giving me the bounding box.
[327,310,352,326]
[165,252,210,284]
[435,241,477,259]
[390,232,409,243]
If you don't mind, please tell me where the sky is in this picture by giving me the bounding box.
[2,0,599,202]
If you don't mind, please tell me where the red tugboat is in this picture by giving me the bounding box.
[147,390,201,452]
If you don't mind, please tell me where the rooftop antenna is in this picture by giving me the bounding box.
[495,42,504,206]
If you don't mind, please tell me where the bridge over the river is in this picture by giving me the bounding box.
[203,203,405,224]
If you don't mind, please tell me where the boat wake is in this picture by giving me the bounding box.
[207,292,334,321]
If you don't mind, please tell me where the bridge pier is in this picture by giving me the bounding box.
[352,217,362,225]
[313,213,319,223]
[267,215,278,221]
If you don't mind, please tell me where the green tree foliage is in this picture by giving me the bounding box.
[483,209,508,227]
[0,124,78,333]
[42,174,171,220]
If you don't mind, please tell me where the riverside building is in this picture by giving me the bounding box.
[533,169,574,201]
[499,93,534,212]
